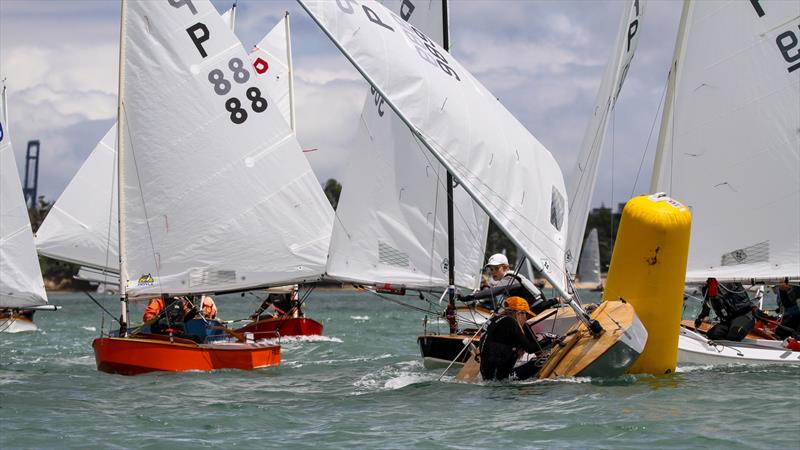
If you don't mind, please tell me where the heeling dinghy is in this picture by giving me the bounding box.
[0,82,59,333]
[650,0,800,365]
[319,0,490,369]
[414,0,644,369]
[298,0,648,379]
[93,0,333,375]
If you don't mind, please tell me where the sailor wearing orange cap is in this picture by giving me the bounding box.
[479,297,545,381]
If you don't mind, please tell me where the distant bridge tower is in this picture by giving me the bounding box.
[23,140,40,209]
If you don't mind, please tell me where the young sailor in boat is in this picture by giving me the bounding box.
[694,278,755,341]
[774,278,800,339]
[143,295,192,334]
[250,286,302,320]
[200,295,218,320]
[479,297,549,381]
[460,253,557,313]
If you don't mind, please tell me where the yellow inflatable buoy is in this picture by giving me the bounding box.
[604,193,692,375]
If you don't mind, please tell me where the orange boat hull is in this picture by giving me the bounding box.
[92,335,280,375]
[237,317,323,339]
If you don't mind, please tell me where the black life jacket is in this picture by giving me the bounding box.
[164,298,188,325]
[479,316,518,367]
[713,283,752,320]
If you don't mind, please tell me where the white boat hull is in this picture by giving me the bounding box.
[678,327,800,365]
[0,317,38,333]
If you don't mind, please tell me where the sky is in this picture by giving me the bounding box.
[0,0,683,211]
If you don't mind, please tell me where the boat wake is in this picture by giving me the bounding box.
[257,335,343,346]
[353,360,436,393]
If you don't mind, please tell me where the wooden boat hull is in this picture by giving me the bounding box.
[0,315,37,333]
[537,301,647,379]
[236,317,323,339]
[419,307,582,369]
[678,326,800,365]
[92,335,280,375]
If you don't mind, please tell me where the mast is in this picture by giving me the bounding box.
[230,1,237,31]
[442,0,456,319]
[116,0,129,334]
[650,0,691,194]
[285,11,296,132]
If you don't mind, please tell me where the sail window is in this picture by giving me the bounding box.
[550,187,565,231]
[720,241,769,266]
[378,241,410,267]
[189,269,236,287]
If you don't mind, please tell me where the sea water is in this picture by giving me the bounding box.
[1,290,797,449]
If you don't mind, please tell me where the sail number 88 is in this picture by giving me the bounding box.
[208,57,268,124]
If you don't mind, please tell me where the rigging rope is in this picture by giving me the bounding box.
[630,75,669,198]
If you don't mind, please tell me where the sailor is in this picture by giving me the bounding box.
[250,286,302,320]
[200,295,218,320]
[143,294,190,334]
[479,297,543,381]
[143,296,166,322]
[694,278,755,341]
[774,278,800,339]
[460,253,557,313]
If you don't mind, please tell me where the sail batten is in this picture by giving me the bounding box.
[119,0,333,297]
[300,0,570,297]
[651,0,800,282]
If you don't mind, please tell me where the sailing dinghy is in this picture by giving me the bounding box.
[650,0,800,365]
[93,0,333,374]
[418,0,644,371]
[0,82,59,333]
[298,0,647,379]
[35,5,326,338]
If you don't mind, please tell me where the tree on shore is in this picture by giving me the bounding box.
[323,178,342,210]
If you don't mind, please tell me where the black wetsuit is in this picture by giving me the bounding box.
[776,285,800,339]
[697,283,755,341]
[479,315,541,381]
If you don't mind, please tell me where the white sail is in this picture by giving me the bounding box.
[299,0,570,297]
[651,0,800,282]
[326,0,489,290]
[565,0,644,276]
[119,0,333,297]
[35,10,292,277]
[35,125,119,273]
[250,13,294,129]
[0,84,49,308]
[577,228,601,285]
